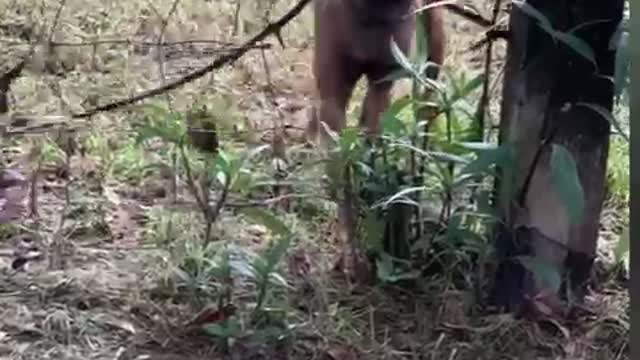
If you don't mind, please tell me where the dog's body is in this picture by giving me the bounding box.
[307,0,446,140]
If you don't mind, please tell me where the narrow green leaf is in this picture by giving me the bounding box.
[550,144,585,224]
[513,0,554,36]
[577,102,629,142]
[269,272,292,289]
[240,208,291,237]
[450,74,485,104]
[319,121,339,144]
[390,39,415,75]
[380,186,425,208]
[216,171,228,187]
[457,141,499,151]
[611,27,630,100]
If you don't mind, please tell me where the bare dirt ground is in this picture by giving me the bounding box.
[0,0,629,359]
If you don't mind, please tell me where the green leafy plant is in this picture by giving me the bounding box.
[133,102,265,242]
[171,240,233,307]
[239,207,293,319]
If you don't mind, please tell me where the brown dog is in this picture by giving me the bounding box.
[307,0,446,141]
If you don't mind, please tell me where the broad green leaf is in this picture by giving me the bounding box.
[513,0,554,35]
[216,171,228,187]
[338,127,361,151]
[611,26,630,101]
[319,121,339,144]
[449,74,485,104]
[269,272,292,289]
[215,150,231,170]
[382,96,411,136]
[515,0,598,70]
[240,208,291,237]
[381,122,405,141]
[577,102,629,142]
[390,39,415,75]
[457,141,499,151]
[550,144,585,224]
[554,32,597,68]
[515,255,562,293]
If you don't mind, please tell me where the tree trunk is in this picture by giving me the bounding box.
[490,0,624,313]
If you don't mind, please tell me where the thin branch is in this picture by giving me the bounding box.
[71,0,312,119]
[475,0,505,141]
[179,140,208,216]
[0,38,272,50]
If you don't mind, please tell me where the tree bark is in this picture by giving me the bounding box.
[490,0,624,312]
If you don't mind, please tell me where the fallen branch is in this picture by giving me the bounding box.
[71,0,312,119]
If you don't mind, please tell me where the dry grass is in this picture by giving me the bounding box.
[0,0,629,359]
